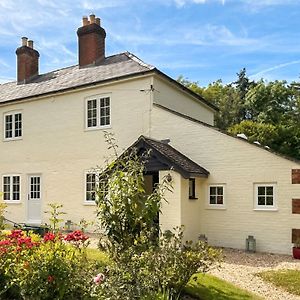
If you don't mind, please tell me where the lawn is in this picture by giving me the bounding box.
[185,274,263,300]
[86,248,262,300]
[257,269,300,296]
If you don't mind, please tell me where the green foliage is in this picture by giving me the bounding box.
[0,200,7,231]
[96,132,172,253]
[228,120,279,146]
[94,227,221,300]
[185,273,263,300]
[177,71,300,160]
[45,203,66,233]
[258,269,300,296]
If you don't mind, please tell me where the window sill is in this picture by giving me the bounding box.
[205,206,226,210]
[83,201,96,206]
[84,125,111,132]
[189,197,198,200]
[253,208,278,212]
[3,137,23,142]
[4,201,21,205]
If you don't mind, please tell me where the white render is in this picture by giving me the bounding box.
[1,66,299,254]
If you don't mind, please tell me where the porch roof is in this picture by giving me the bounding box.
[130,136,209,179]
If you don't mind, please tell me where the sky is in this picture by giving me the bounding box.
[0,0,300,86]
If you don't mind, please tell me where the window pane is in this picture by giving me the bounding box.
[210,187,216,195]
[217,187,223,195]
[266,196,273,206]
[87,100,97,127]
[258,196,265,205]
[266,186,273,196]
[189,178,195,198]
[258,186,265,195]
[14,113,22,137]
[12,176,20,201]
[99,97,110,126]
[5,115,13,138]
[86,173,96,201]
[210,195,216,204]
[217,195,223,204]
[3,176,10,200]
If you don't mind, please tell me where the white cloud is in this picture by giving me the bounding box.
[173,0,225,7]
[250,60,300,80]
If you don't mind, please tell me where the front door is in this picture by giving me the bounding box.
[27,175,42,224]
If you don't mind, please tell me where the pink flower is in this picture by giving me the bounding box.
[93,273,105,285]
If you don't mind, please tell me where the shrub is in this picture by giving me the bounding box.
[0,229,99,300]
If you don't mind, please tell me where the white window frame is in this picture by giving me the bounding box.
[83,171,99,205]
[207,184,226,209]
[3,111,23,141]
[85,94,111,130]
[2,174,21,203]
[254,183,277,211]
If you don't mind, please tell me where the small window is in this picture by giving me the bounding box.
[254,183,276,210]
[208,184,225,208]
[86,95,111,129]
[189,178,197,199]
[85,173,97,202]
[4,112,22,140]
[2,175,21,202]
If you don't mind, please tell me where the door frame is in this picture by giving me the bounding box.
[26,173,42,225]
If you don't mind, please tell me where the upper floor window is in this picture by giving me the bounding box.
[4,111,22,140]
[2,175,21,202]
[254,183,276,210]
[86,95,111,129]
[208,184,225,208]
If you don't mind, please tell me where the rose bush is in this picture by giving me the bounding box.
[0,229,101,300]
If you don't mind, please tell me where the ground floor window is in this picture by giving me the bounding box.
[85,173,98,202]
[254,183,276,210]
[208,184,225,208]
[2,175,20,201]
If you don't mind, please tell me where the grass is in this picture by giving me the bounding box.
[85,247,110,264]
[185,273,263,300]
[258,269,300,296]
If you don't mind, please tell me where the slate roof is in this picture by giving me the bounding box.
[0,52,154,104]
[0,51,218,111]
[131,136,209,178]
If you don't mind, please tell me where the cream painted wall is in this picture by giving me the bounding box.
[152,76,215,126]
[0,76,152,226]
[151,106,300,254]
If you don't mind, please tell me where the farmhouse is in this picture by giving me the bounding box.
[1,15,300,254]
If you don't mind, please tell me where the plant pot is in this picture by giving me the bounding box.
[292,247,300,259]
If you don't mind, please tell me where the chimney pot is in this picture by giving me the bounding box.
[90,14,96,23]
[21,37,28,46]
[27,40,33,48]
[82,16,89,26]
[95,17,100,26]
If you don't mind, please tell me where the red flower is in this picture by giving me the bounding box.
[47,275,54,283]
[8,229,23,239]
[64,230,89,242]
[43,232,56,242]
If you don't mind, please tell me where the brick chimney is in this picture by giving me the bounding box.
[16,37,39,84]
[77,14,106,67]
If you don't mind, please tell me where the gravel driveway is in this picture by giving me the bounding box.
[210,248,300,300]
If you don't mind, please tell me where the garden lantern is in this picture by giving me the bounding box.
[246,235,256,253]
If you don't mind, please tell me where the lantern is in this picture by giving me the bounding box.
[246,235,256,253]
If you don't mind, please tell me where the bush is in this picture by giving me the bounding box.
[94,227,221,299]
[0,229,100,300]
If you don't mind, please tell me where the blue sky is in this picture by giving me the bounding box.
[0,0,300,86]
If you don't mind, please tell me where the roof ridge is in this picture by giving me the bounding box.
[124,52,154,70]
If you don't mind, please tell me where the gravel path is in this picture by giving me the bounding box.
[210,248,300,300]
